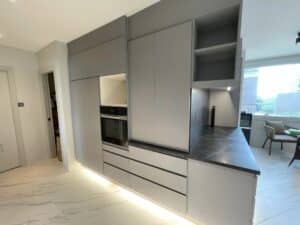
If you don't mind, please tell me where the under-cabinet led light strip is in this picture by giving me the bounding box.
[79,164,200,225]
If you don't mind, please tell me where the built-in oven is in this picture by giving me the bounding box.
[100,106,128,146]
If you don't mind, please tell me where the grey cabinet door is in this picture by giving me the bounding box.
[128,34,157,143]
[71,78,102,172]
[129,22,192,151]
[69,37,127,80]
[154,22,192,151]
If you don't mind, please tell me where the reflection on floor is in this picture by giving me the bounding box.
[2,149,299,225]
[253,147,300,225]
[0,160,195,225]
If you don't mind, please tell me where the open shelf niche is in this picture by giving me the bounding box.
[194,5,240,86]
[191,5,241,128]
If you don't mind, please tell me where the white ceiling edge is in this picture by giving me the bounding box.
[241,0,300,61]
[244,54,300,68]
[66,0,160,45]
[0,0,160,52]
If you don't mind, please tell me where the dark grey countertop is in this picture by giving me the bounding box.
[189,126,260,175]
[129,126,260,175]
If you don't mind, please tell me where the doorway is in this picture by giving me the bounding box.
[0,70,19,172]
[43,72,62,161]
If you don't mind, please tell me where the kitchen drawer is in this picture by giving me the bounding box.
[129,160,187,194]
[129,146,187,176]
[104,163,130,187]
[102,143,129,157]
[103,151,129,171]
[130,174,187,213]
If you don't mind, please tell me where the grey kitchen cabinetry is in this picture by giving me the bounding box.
[71,78,102,172]
[129,21,192,151]
[102,145,188,213]
[188,159,257,225]
[154,22,192,150]
[128,33,157,144]
[69,37,127,80]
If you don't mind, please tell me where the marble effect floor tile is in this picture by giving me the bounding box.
[5,148,299,225]
[0,160,192,225]
[252,147,300,225]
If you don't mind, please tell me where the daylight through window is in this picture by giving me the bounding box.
[241,64,300,117]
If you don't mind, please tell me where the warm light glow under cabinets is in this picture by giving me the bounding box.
[79,164,199,225]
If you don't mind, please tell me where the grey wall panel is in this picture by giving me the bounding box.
[71,78,102,172]
[68,16,127,56]
[129,22,192,151]
[69,37,127,80]
[128,33,157,143]
[128,0,240,39]
[154,22,192,151]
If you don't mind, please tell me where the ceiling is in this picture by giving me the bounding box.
[0,0,159,52]
[242,0,300,61]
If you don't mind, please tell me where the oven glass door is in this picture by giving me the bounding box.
[101,117,127,146]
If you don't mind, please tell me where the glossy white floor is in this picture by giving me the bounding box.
[0,160,196,225]
[1,149,299,225]
[253,147,300,225]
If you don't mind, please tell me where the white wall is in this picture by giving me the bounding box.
[0,45,51,165]
[209,90,239,127]
[37,41,75,170]
[250,115,300,156]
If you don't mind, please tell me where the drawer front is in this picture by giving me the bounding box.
[104,163,130,187]
[103,151,129,171]
[129,146,187,176]
[130,174,187,213]
[102,144,129,157]
[129,160,187,194]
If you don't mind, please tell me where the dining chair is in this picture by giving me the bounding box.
[289,137,300,166]
[262,121,297,155]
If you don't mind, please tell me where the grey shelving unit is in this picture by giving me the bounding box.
[194,6,240,89]
[191,5,242,128]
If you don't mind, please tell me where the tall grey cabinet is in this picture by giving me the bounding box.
[129,21,192,151]
[71,78,102,172]
[68,17,127,172]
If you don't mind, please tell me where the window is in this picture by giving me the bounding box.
[241,64,300,117]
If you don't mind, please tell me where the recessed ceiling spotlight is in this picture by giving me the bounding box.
[227,86,232,92]
[9,0,17,3]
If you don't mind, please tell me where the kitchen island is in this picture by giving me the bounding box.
[125,126,260,225]
[130,126,260,175]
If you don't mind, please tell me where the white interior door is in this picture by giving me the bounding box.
[0,71,19,172]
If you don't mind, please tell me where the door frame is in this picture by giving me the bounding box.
[0,66,26,166]
[42,72,57,158]
[39,67,66,166]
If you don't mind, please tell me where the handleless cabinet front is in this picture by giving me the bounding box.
[69,37,127,80]
[71,78,102,172]
[129,34,157,144]
[128,22,192,151]
[154,22,192,150]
